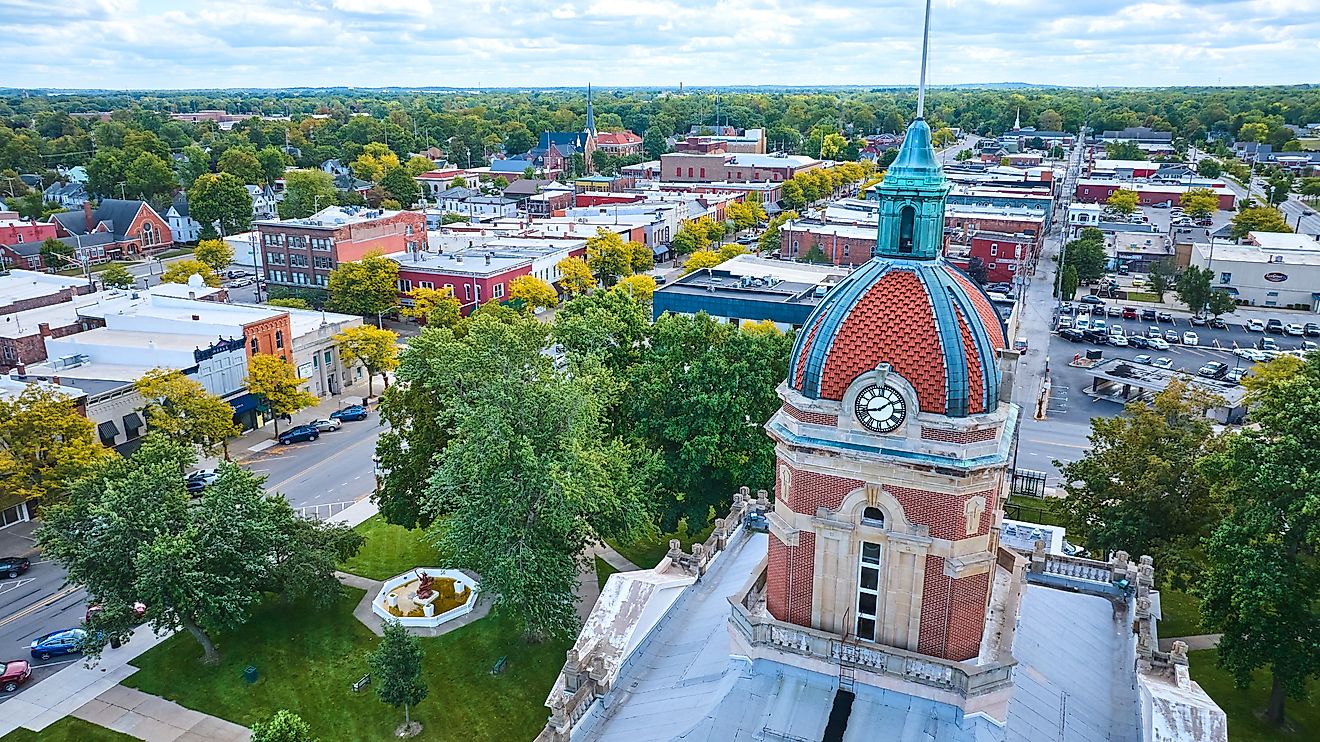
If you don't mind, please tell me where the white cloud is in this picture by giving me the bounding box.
[0,0,1316,88]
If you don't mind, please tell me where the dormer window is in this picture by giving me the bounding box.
[861,507,886,529]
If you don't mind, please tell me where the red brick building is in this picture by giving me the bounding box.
[777,220,875,265]
[49,200,173,264]
[660,153,823,183]
[945,231,1032,284]
[254,206,426,290]
[594,131,643,156]
[391,251,531,315]
[0,217,59,255]
[1073,180,1236,210]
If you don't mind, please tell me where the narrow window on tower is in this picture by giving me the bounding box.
[898,205,916,254]
[856,541,882,641]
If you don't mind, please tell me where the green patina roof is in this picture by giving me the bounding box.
[880,118,945,192]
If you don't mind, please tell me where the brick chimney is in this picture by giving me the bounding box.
[83,201,94,233]
[38,322,51,337]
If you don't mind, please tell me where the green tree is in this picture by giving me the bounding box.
[39,237,74,272]
[1196,158,1222,178]
[334,324,400,398]
[553,288,650,375]
[757,210,797,254]
[643,129,668,159]
[1266,174,1294,207]
[670,221,710,256]
[280,170,338,219]
[188,172,253,238]
[1104,141,1146,160]
[256,146,291,185]
[1206,289,1236,318]
[956,148,974,162]
[177,145,211,186]
[194,238,235,272]
[1174,265,1214,314]
[125,152,176,202]
[87,148,127,199]
[1230,206,1293,241]
[161,258,221,288]
[1236,122,1269,143]
[0,384,113,504]
[1148,260,1172,302]
[681,249,725,275]
[503,123,535,155]
[99,263,135,289]
[1179,188,1219,220]
[426,330,652,640]
[1057,380,1219,579]
[1059,265,1079,300]
[614,274,657,304]
[1198,354,1320,726]
[1062,227,1108,282]
[134,369,241,460]
[370,620,428,732]
[380,167,421,208]
[1105,188,1140,215]
[245,354,318,437]
[1038,109,1063,131]
[218,147,264,184]
[352,143,400,183]
[779,180,807,211]
[251,710,316,742]
[325,253,401,321]
[37,437,362,665]
[265,297,310,310]
[400,286,460,328]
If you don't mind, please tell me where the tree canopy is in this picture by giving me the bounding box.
[0,383,113,503]
[326,252,401,319]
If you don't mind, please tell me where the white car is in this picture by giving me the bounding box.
[1246,319,1265,332]
[1234,348,1266,361]
[1057,317,1073,330]
[1092,319,1107,331]
[1148,337,1170,350]
[1075,318,1090,331]
[1110,335,1128,347]
[1153,357,1174,369]
[1182,331,1199,346]
[1285,323,1305,336]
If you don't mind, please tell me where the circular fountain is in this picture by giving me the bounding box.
[372,568,480,628]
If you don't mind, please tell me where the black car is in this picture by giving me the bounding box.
[1,557,31,579]
[1305,323,1320,338]
[1266,319,1285,335]
[278,425,320,445]
[1059,328,1084,343]
[330,405,369,422]
[1082,329,1109,344]
[1128,335,1151,349]
[1209,317,1227,329]
[1197,361,1229,379]
[1140,309,1157,321]
[1058,303,1075,316]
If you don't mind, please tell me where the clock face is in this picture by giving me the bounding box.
[855,384,907,433]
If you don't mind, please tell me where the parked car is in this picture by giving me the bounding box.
[1182,331,1199,346]
[330,405,369,422]
[1148,337,1170,350]
[1235,347,1267,361]
[1226,367,1249,384]
[1164,329,1180,343]
[1147,325,1161,337]
[1080,295,1105,306]
[1153,357,1175,369]
[1209,317,1227,330]
[1133,354,1153,365]
[1013,337,1029,352]
[1140,308,1157,322]
[1092,319,1107,332]
[1121,307,1138,320]
[1246,319,1265,332]
[1266,318,1285,335]
[1059,328,1084,343]
[308,418,342,433]
[1305,323,1320,338]
[184,469,219,494]
[1110,335,1128,347]
[2,659,32,693]
[277,425,320,445]
[1106,306,1123,317]
[1108,324,1125,336]
[1157,312,1174,323]
[1059,303,1075,315]
[1189,315,1207,326]
[1129,335,1151,349]
[1197,361,1228,379]
[1082,329,1109,344]
[1285,323,1305,336]
[1258,337,1279,351]
[30,629,88,660]
[1,556,31,579]
[1056,317,1073,330]
[1074,317,1090,331]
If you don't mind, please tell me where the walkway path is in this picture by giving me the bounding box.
[1159,633,1222,652]
[72,686,251,742]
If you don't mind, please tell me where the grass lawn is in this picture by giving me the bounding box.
[1005,495,1065,527]
[1125,291,1160,303]
[1156,587,1204,638]
[1189,649,1320,742]
[595,556,619,591]
[0,718,134,741]
[124,588,569,742]
[338,515,439,581]
[157,248,193,259]
[608,518,717,569]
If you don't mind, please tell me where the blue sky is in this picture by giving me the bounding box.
[2,0,1317,89]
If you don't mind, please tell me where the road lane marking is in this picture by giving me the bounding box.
[0,578,35,596]
[1024,438,1090,450]
[0,584,82,630]
[264,432,379,494]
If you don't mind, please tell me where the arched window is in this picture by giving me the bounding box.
[862,506,885,528]
[897,205,916,254]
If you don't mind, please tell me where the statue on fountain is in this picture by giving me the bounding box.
[415,571,435,600]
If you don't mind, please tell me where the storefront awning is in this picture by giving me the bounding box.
[124,412,144,431]
[97,420,120,441]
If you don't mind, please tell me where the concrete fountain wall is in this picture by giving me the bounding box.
[372,568,481,629]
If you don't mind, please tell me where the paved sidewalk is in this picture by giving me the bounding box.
[72,685,251,742]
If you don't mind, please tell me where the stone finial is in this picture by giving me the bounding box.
[668,538,682,556]
[714,518,726,536]
[1139,555,1154,567]
[1138,561,1155,588]
[1136,595,1152,619]
[692,542,705,560]
[1170,641,1189,665]
[756,489,769,508]
[739,486,751,497]
[1112,550,1130,569]
[1032,539,1046,556]
[566,648,581,668]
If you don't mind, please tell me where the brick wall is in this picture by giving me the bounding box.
[766,530,816,627]
[886,484,997,540]
[916,557,987,660]
[779,225,873,265]
[780,403,838,427]
[920,427,998,444]
[0,286,79,316]
[784,464,863,516]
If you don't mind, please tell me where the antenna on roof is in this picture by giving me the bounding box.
[916,0,933,119]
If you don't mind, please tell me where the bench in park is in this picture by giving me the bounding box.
[490,656,508,675]
[352,673,371,692]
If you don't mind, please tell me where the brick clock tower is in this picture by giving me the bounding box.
[763,112,1016,664]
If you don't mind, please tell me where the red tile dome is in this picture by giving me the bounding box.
[789,257,1006,417]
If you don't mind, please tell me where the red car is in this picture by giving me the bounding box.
[2,659,32,693]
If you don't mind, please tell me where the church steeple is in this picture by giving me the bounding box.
[585,83,596,135]
[1013,107,1021,131]
[873,0,947,261]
